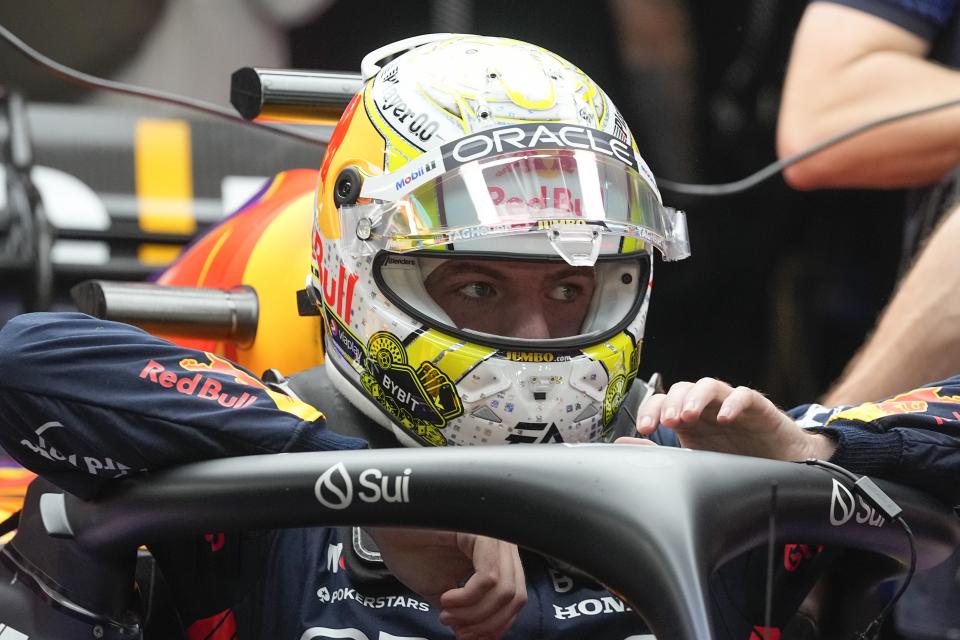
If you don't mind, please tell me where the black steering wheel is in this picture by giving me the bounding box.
[3,445,957,640]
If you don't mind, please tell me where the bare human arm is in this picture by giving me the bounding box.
[825,203,960,404]
[777,2,960,189]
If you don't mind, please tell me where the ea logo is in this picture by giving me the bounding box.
[315,462,353,510]
[829,478,856,526]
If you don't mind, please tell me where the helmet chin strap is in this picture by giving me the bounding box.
[323,356,425,448]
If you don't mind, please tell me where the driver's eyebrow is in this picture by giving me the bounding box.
[435,262,593,281]
[549,267,596,281]
[435,262,508,280]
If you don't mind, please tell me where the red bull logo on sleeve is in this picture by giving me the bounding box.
[139,353,324,421]
[830,386,960,424]
[179,353,271,390]
[139,358,259,409]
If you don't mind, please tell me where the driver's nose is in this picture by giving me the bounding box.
[506,302,552,340]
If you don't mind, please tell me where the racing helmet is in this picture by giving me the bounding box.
[311,34,689,447]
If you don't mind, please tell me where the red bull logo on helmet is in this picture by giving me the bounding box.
[488,185,584,216]
[312,227,359,324]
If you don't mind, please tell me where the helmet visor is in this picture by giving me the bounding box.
[348,138,689,265]
[375,253,650,344]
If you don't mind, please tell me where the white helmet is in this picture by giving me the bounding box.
[311,34,689,447]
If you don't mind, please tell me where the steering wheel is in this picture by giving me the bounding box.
[3,445,957,640]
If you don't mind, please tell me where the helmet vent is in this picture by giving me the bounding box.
[573,404,599,422]
[471,406,502,423]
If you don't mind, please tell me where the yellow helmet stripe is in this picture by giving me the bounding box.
[582,331,638,377]
[364,85,425,169]
[500,74,556,111]
[405,329,497,382]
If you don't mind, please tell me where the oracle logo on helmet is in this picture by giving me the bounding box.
[446,123,638,172]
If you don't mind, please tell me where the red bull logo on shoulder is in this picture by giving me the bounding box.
[139,352,325,422]
[139,354,262,409]
[179,353,270,390]
[830,386,960,424]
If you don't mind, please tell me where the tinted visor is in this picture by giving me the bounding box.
[347,148,689,265]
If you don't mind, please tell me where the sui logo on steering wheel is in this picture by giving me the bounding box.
[315,462,353,510]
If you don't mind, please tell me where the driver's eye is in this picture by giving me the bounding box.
[459,282,496,299]
[548,283,580,302]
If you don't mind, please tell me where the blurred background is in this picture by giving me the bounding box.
[0,0,904,409]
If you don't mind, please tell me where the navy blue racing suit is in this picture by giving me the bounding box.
[2,312,959,639]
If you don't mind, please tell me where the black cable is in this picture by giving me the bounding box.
[803,458,918,640]
[657,98,960,197]
[858,517,917,640]
[0,22,331,147]
[3,20,960,202]
[805,457,859,483]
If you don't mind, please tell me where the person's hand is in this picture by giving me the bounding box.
[617,377,837,461]
[366,528,527,639]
